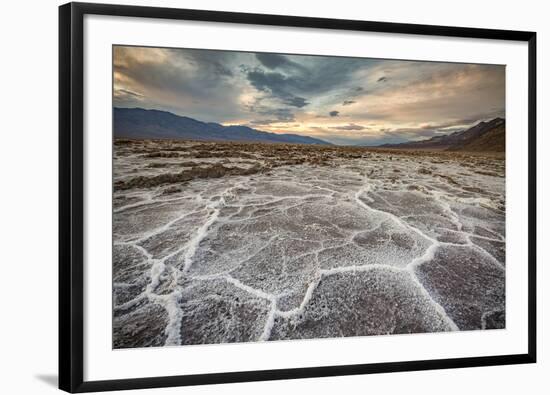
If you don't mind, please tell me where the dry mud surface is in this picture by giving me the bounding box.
[113,139,505,348]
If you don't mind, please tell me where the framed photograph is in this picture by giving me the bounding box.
[59,2,537,392]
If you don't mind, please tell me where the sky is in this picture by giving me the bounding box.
[113,45,505,146]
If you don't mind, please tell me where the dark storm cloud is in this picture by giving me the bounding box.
[244,102,296,121]
[245,69,310,108]
[213,63,234,77]
[300,60,371,94]
[243,56,375,110]
[115,48,235,97]
[329,124,366,131]
[286,96,309,108]
[329,111,340,117]
[113,46,249,121]
[256,53,288,68]
[255,53,306,72]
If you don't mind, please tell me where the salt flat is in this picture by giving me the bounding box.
[112,140,505,348]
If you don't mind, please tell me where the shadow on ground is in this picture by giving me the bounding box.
[35,374,58,388]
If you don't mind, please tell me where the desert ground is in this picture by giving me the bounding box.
[113,139,505,348]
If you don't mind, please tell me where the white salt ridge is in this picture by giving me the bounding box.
[143,182,248,345]
[354,184,460,331]
[275,277,320,319]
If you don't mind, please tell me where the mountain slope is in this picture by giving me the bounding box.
[380,118,505,152]
[446,121,505,152]
[114,107,331,145]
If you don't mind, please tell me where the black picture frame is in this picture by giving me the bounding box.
[59,2,537,393]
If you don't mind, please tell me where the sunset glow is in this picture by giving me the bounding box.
[114,46,504,146]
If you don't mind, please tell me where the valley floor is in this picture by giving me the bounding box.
[113,139,505,348]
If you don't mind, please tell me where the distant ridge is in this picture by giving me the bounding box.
[114,107,331,145]
[379,118,505,152]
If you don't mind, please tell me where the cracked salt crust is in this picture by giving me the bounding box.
[112,141,505,348]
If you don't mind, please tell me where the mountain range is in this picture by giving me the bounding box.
[379,118,505,152]
[114,107,331,145]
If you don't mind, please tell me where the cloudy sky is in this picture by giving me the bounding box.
[113,45,505,146]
